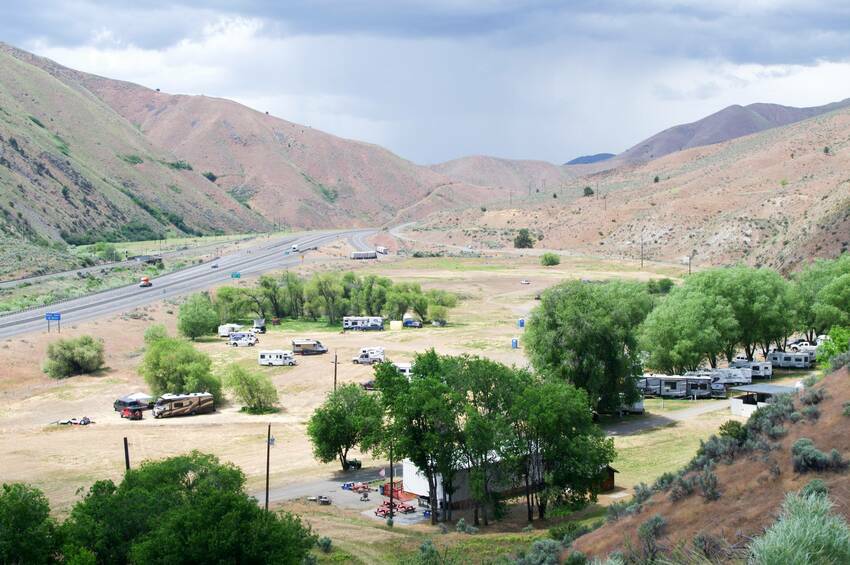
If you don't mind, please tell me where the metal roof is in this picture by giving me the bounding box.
[730,384,798,396]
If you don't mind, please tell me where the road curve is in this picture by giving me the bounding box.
[0,229,375,340]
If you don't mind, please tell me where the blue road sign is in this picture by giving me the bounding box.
[231,272,241,279]
[45,312,61,321]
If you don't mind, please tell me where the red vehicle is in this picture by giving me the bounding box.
[121,407,143,420]
[139,276,152,288]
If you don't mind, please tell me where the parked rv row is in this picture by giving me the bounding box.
[113,392,215,420]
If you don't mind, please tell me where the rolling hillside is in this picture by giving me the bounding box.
[413,106,850,271]
[429,155,575,194]
[0,46,267,247]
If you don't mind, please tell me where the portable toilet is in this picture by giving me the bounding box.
[511,338,519,349]
[518,318,525,328]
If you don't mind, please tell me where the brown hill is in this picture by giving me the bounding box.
[567,99,850,174]
[0,44,506,231]
[414,106,850,271]
[430,155,575,195]
[0,45,267,245]
[574,367,850,561]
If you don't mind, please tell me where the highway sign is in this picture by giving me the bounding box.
[231,272,241,279]
[45,312,61,321]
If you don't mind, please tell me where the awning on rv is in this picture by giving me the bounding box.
[117,392,153,403]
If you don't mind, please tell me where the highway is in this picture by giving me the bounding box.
[0,229,375,340]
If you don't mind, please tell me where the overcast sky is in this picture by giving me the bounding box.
[5,1,850,164]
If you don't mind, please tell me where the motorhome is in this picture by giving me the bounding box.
[342,316,384,331]
[352,347,385,365]
[350,250,378,260]
[228,332,258,347]
[218,323,243,338]
[769,350,815,369]
[292,338,328,355]
[152,393,215,418]
[258,350,297,366]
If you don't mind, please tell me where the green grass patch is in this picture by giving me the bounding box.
[119,154,144,165]
[28,115,45,128]
[266,319,339,333]
[239,406,281,415]
[301,172,338,203]
[164,159,193,170]
[389,257,514,272]
[52,134,70,156]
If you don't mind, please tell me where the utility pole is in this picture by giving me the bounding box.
[333,352,338,392]
[640,232,644,269]
[388,443,394,525]
[123,437,130,471]
[688,255,692,275]
[265,423,271,512]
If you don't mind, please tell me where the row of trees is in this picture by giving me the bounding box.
[307,351,614,526]
[177,271,459,339]
[0,453,315,564]
[524,256,850,411]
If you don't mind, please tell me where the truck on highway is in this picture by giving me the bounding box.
[139,276,152,288]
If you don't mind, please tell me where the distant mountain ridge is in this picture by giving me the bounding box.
[565,153,614,165]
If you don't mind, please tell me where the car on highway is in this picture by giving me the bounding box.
[139,276,152,288]
[211,263,219,269]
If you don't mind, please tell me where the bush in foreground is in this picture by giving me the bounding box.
[223,363,279,413]
[749,492,850,564]
[541,252,561,267]
[0,483,57,564]
[43,335,105,378]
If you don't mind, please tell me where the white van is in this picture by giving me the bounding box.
[352,347,385,365]
[258,350,297,366]
[229,332,258,347]
[218,323,243,338]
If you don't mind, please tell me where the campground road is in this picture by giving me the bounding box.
[603,399,731,437]
[0,229,376,340]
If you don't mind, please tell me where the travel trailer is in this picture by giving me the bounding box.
[292,338,328,355]
[342,316,384,331]
[637,375,713,398]
[351,250,378,260]
[258,350,297,366]
[218,323,243,338]
[228,332,258,347]
[152,393,215,418]
[730,358,773,378]
[685,368,752,387]
[768,350,815,369]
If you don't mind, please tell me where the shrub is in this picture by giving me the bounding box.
[830,351,850,371]
[800,387,825,405]
[792,438,846,473]
[697,468,720,501]
[718,420,747,443]
[843,402,850,417]
[317,536,332,553]
[517,539,562,565]
[428,304,448,325]
[637,514,665,561]
[222,364,279,413]
[514,228,534,249]
[564,551,588,565]
[43,335,105,378]
[749,492,850,564]
[801,479,829,498]
[541,253,561,267]
[802,405,820,421]
[549,521,589,545]
[790,411,803,423]
[143,324,169,345]
[669,475,695,502]
[766,425,787,439]
[0,483,58,564]
[652,472,676,492]
[633,482,652,505]
[202,171,218,182]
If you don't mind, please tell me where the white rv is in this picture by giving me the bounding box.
[218,323,243,338]
[638,374,713,398]
[228,332,258,347]
[258,350,297,366]
[153,392,215,418]
[350,250,378,260]
[342,316,384,331]
[730,358,773,378]
[292,338,328,355]
[376,246,389,254]
[769,350,815,369]
[686,368,752,387]
[352,347,385,365]
[394,362,413,378]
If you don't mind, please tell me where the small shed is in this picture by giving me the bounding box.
[729,383,797,418]
[598,465,619,493]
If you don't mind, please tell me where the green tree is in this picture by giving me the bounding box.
[428,304,449,325]
[0,483,57,565]
[792,257,850,340]
[514,228,534,249]
[307,273,347,324]
[62,452,315,564]
[816,327,850,365]
[640,289,739,373]
[92,241,121,262]
[258,275,287,318]
[540,253,560,267]
[524,280,653,411]
[214,286,251,323]
[43,335,105,379]
[280,271,306,318]
[140,337,222,402]
[177,293,219,340]
[307,384,382,470]
[813,273,850,332]
[223,364,279,413]
[583,186,594,197]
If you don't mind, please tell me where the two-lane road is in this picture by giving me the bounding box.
[0,229,376,339]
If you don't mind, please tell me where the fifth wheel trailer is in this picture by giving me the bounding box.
[351,250,378,260]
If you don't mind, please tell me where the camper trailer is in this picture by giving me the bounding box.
[769,350,815,369]
[352,347,385,365]
[342,316,384,331]
[376,246,389,255]
[394,362,413,378]
[350,250,378,260]
[730,358,773,378]
[686,368,752,387]
[152,393,215,418]
[218,323,243,338]
[228,332,258,347]
[292,338,328,355]
[258,350,297,366]
[638,375,713,398]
